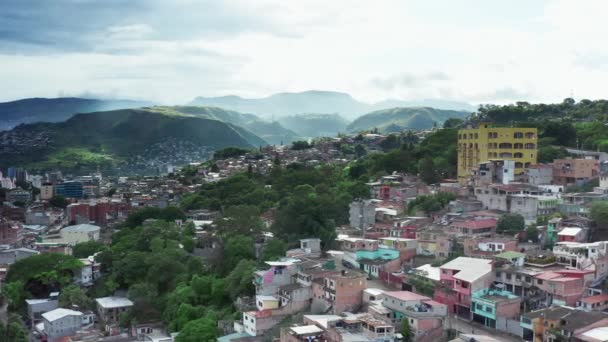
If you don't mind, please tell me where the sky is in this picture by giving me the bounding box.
[0,0,607,105]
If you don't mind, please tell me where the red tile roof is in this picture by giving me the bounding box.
[582,294,608,304]
[453,219,497,230]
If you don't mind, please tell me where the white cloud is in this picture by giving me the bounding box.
[1,0,608,105]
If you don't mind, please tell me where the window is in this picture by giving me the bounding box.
[537,279,543,285]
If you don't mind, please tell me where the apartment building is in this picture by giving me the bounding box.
[457,124,538,184]
[552,158,599,186]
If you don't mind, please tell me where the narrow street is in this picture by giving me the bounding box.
[445,315,522,342]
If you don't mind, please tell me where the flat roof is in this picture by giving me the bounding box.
[441,257,493,283]
[558,227,583,236]
[95,296,134,309]
[42,308,82,322]
[495,251,526,260]
[384,291,429,302]
[416,264,441,281]
[582,327,608,340]
[290,325,324,335]
[62,223,100,232]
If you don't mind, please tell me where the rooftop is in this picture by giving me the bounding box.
[524,306,575,320]
[495,251,526,260]
[441,257,494,283]
[581,294,608,304]
[453,219,497,229]
[384,291,429,302]
[62,223,100,233]
[290,325,324,335]
[558,227,583,236]
[95,296,134,309]
[42,308,82,322]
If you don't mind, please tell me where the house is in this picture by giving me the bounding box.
[525,164,554,186]
[577,294,608,312]
[415,229,452,258]
[494,251,526,267]
[534,270,588,306]
[521,306,575,342]
[378,237,417,264]
[26,294,59,324]
[471,288,521,333]
[286,238,321,258]
[463,237,517,258]
[450,219,497,238]
[374,291,446,338]
[552,158,599,186]
[557,227,585,243]
[319,270,367,314]
[435,257,494,318]
[0,219,23,246]
[349,199,376,230]
[95,296,134,323]
[42,308,83,342]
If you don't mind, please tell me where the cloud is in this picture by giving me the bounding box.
[371,72,451,90]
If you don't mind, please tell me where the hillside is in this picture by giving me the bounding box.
[277,114,349,138]
[0,97,153,130]
[0,108,265,175]
[147,106,299,145]
[347,107,470,133]
[190,90,474,119]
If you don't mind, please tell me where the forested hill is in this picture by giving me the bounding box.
[149,106,300,145]
[0,108,265,174]
[0,97,152,130]
[347,107,470,133]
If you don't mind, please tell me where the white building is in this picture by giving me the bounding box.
[59,224,100,246]
[42,308,83,341]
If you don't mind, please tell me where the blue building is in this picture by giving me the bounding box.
[54,181,84,199]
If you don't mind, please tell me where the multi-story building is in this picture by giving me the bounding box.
[349,199,376,230]
[416,229,452,258]
[57,223,100,246]
[6,187,31,203]
[54,181,84,199]
[435,257,494,318]
[600,161,608,189]
[525,164,554,185]
[457,124,538,184]
[40,183,54,200]
[552,158,599,186]
[0,219,23,246]
[471,288,521,331]
[320,270,367,314]
[450,218,497,238]
[95,296,134,323]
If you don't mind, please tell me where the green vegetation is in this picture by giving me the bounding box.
[1,108,266,174]
[347,107,469,133]
[407,192,456,215]
[291,140,312,150]
[0,314,28,342]
[591,201,608,232]
[401,317,413,342]
[497,213,525,234]
[49,195,69,209]
[213,147,251,159]
[72,241,107,258]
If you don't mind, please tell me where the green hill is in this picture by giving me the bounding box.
[346,107,470,133]
[147,106,299,145]
[0,108,266,174]
[277,114,349,138]
[0,97,152,130]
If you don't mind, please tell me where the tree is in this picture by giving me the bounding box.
[224,259,256,300]
[591,201,608,231]
[49,195,69,208]
[215,205,263,237]
[354,144,367,158]
[223,236,255,272]
[107,188,117,197]
[73,241,106,258]
[0,314,28,342]
[59,285,93,309]
[262,239,287,261]
[526,226,540,243]
[175,314,218,341]
[291,140,311,150]
[401,317,413,342]
[443,118,464,129]
[418,156,437,184]
[496,213,525,234]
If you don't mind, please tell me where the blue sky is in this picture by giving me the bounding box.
[0,0,605,105]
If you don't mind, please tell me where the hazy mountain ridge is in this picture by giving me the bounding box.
[148,106,300,145]
[347,107,470,132]
[190,90,474,119]
[0,97,153,130]
[277,113,349,138]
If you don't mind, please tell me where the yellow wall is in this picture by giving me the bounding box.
[457,124,538,184]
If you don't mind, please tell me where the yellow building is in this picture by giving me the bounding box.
[457,123,538,184]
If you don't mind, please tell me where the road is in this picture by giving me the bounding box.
[445,315,522,342]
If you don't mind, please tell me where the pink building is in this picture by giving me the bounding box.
[435,257,494,318]
[577,294,608,312]
[534,270,588,306]
[557,227,585,243]
[553,158,599,186]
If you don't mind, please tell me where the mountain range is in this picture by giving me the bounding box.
[0,97,152,130]
[277,114,349,138]
[346,107,470,133]
[190,90,475,119]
